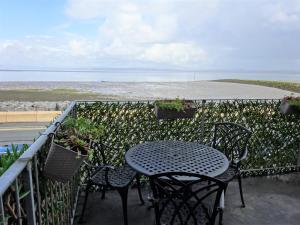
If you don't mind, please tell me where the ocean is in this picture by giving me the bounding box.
[0,69,300,82]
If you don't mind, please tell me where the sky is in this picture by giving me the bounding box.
[0,0,300,71]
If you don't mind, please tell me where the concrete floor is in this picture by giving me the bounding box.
[75,174,300,225]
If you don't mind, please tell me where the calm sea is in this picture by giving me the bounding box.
[0,69,300,82]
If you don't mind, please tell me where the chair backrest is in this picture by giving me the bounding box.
[90,141,130,165]
[212,122,252,165]
[150,172,225,225]
[90,141,107,164]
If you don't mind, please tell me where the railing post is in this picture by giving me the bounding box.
[200,100,206,143]
[24,162,37,225]
[14,179,22,225]
[72,101,77,118]
[297,143,300,172]
[33,156,42,225]
[44,183,50,225]
[0,195,6,225]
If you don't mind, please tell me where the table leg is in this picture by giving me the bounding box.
[218,191,225,225]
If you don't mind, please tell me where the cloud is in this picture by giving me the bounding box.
[65,0,115,20]
[69,39,90,56]
[265,0,300,25]
[1,0,300,70]
[99,12,177,44]
[0,36,98,67]
[63,0,213,66]
[142,43,207,65]
[0,38,62,66]
[271,11,299,23]
[0,0,211,67]
[0,0,220,68]
[65,0,219,21]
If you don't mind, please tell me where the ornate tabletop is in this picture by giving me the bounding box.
[125,141,229,178]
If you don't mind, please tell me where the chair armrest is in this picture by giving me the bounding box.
[240,146,248,161]
[83,160,105,172]
[83,161,114,178]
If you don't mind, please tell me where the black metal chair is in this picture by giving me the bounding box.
[78,141,144,225]
[211,122,252,209]
[149,172,226,225]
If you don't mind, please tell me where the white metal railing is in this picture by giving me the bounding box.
[0,102,76,225]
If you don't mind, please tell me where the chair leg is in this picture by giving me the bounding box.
[218,208,223,225]
[237,174,246,208]
[101,186,106,200]
[79,182,92,223]
[117,187,129,225]
[136,175,144,205]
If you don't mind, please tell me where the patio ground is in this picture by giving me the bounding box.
[75,173,300,225]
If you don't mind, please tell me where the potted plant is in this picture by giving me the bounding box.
[280,96,300,115]
[44,117,104,183]
[154,98,196,119]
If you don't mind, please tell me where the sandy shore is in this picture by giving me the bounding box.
[0,81,296,111]
[91,81,294,99]
[0,81,295,98]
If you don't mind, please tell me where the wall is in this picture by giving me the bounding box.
[0,111,61,122]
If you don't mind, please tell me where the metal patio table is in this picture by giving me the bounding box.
[125,140,229,178]
[125,140,229,209]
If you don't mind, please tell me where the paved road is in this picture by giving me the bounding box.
[0,122,49,145]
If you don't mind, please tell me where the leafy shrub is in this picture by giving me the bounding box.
[54,117,105,156]
[284,96,300,110]
[0,144,29,176]
[155,98,185,111]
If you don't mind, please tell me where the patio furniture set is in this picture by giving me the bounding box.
[79,122,252,225]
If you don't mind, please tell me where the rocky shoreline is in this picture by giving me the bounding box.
[0,101,69,111]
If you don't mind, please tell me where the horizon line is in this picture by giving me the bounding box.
[1,68,300,74]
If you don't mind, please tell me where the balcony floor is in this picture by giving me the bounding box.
[75,173,300,225]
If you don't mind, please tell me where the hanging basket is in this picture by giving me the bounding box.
[44,140,87,183]
[155,100,196,120]
[280,101,300,115]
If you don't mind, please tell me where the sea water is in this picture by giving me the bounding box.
[0,69,300,82]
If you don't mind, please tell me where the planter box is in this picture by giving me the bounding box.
[280,101,300,115]
[155,100,196,120]
[44,142,87,183]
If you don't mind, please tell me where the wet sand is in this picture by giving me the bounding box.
[89,81,294,99]
[0,81,295,100]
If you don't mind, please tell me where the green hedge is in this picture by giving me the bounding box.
[76,100,300,176]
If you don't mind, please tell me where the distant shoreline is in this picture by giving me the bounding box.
[215,79,300,94]
[1,69,300,82]
[1,68,300,73]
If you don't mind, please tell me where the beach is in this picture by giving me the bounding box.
[0,80,296,111]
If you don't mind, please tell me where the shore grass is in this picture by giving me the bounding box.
[215,79,300,93]
[0,88,118,101]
